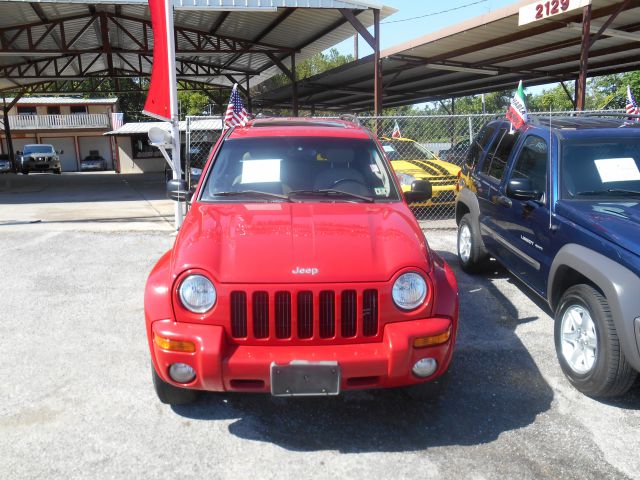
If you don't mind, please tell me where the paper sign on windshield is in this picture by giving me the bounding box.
[594,158,640,183]
[241,159,281,184]
[383,145,396,153]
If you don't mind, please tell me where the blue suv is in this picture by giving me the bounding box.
[456,117,640,397]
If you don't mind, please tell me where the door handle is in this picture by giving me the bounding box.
[496,195,512,208]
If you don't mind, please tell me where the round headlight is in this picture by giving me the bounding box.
[396,173,417,187]
[179,274,216,313]
[392,272,427,310]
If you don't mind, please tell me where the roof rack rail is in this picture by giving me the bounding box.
[339,114,361,126]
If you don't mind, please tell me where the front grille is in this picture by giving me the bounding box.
[229,288,378,342]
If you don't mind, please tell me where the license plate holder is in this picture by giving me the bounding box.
[270,361,340,397]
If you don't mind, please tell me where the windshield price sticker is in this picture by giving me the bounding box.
[594,158,640,183]
[240,159,281,184]
[518,0,591,26]
[383,145,396,153]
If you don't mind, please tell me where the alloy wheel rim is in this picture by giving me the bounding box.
[560,304,597,374]
[459,224,472,262]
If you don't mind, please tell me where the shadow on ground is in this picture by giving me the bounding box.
[171,249,557,453]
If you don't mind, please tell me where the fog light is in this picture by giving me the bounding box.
[169,363,196,383]
[412,358,438,378]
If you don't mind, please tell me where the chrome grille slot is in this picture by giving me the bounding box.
[341,290,357,337]
[362,289,378,336]
[229,288,379,342]
[230,291,247,338]
[319,291,335,338]
[252,291,269,339]
[275,291,291,339]
[297,291,313,339]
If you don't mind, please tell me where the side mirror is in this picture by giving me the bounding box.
[507,178,540,201]
[404,179,432,203]
[16,151,22,156]
[58,150,64,155]
[167,179,192,202]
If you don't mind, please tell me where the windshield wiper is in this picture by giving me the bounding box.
[575,188,640,197]
[212,190,291,201]
[288,189,375,203]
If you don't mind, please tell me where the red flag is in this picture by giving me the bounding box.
[143,0,176,121]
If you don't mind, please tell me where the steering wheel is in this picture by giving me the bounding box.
[329,178,368,189]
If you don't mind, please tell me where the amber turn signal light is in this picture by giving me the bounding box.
[154,334,196,353]
[413,329,451,348]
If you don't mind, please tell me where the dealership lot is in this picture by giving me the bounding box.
[0,174,639,480]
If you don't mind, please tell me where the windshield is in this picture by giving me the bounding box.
[380,140,437,161]
[200,136,400,202]
[561,138,640,199]
[23,145,54,154]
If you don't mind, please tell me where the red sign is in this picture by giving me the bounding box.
[143,0,173,121]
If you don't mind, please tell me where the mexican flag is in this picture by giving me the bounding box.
[506,80,528,132]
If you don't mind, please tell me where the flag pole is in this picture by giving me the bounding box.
[164,0,184,229]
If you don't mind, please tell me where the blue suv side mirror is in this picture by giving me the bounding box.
[507,178,540,201]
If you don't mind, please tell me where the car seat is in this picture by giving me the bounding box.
[313,148,369,195]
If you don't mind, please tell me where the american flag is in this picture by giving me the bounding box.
[111,112,124,130]
[224,84,249,130]
[626,85,640,118]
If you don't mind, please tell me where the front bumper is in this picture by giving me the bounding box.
[150,317,454,393]
[403,184,457,207]
[22,158,60,171]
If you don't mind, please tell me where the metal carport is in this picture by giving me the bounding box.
[254,0,640,112]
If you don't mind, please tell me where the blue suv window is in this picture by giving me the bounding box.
[482,128,520,181]
[510,135,548,198]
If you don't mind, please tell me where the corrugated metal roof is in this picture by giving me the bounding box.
[6,97,118,105]
[255,0,640,111]
[0,0,395,94]
[105,119,223,135]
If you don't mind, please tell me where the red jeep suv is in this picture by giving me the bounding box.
[145,118,459,404]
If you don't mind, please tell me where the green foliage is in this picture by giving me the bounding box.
[178,91,212,116]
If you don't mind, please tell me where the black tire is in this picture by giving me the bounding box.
[152,365,200,405]
[457,213,489,273]
[554,284,637,397]
[21,169,29,175]
[54,168,61,175]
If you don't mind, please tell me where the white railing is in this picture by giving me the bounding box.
[1,113,111,130]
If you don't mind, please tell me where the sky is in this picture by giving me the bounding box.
[328,0,551,96]
[333,0,516,56]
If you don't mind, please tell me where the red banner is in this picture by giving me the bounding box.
[143,0,173,121]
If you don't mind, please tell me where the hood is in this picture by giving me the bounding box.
[557,200,640,255]
[171,202,430,283]
[391,159,460,178]
[24,152,54,158]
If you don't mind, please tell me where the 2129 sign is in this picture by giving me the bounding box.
[518,0,591,26]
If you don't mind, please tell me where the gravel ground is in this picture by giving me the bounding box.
[0,174,638,480]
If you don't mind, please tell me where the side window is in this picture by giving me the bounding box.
[467,124,496,168]
[510,135,548,196]
[482,129,520,181]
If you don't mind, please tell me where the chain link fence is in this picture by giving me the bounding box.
[186,109,623,228]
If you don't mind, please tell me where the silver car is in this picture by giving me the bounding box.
[18,144,62,174]
[0,154,12,173]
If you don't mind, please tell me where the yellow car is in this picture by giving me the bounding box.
[381,137,461,207]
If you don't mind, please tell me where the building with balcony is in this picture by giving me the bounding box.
[0,97,119,171]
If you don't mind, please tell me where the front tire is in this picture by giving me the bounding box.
[152,365,200,405]
[457,213,489,273]
[554,284,637,397]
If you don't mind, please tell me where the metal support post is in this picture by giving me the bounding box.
[373,9,382,116]
[291,54,298,116]
[2,97,15,168]
[576,4,592,111]
[245,74,252,114]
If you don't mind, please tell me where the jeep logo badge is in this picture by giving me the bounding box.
[291,267,319,275]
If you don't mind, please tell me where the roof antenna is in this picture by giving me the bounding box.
[549,104,555,231]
